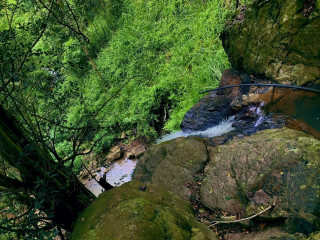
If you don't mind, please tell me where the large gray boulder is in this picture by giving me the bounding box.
[201,128,320,221]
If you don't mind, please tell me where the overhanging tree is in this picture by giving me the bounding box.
[0,105,95,231]
[0,0,114,238]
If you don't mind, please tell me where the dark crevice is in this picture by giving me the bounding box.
[303,0,316,18]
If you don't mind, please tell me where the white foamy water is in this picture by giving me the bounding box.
[157,116,235,144]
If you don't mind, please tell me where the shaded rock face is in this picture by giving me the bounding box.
[133,137,208,199]
[71,181,217,240]
[201,128,320,221]
[285,212,320,235]
[224,227,298,240]
[221,0,320,86]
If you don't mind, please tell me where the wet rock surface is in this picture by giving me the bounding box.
[181,69,287,138]
[181,68,320,142]
[221,0,320,87]
[133,137,208,199]
[181,69,248,132]
[71,181,217,240]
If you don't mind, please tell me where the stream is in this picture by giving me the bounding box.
[84,158,137,196]
[84,89,320,197]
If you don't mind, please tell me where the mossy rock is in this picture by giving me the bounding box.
[221,0,320,86]
[285,212,320,235]
[133,137,208,199]
[71,181,217,240]
[201,128,320,221]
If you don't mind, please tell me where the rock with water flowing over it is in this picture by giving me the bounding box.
[71,181,217,240]
[180,68,287,136]
[133,137,208,199]
[180,69,247,132]
[200,128,320,225]
[221,0,320,87]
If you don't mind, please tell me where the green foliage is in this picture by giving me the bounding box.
[0,0,246,238]
[61,0,232,141]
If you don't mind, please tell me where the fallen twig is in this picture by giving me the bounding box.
[209,204,275,227]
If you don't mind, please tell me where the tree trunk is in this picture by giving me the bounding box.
[0,106,95,230]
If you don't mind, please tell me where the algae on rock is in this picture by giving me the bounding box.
[133,137,208,199]
[71,181,217,240]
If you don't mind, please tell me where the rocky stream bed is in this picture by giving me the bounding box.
[71,1,320,239]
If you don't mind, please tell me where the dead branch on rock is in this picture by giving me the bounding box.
[209,203,275,227]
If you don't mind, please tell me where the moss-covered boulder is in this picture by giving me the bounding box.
[133,137,208,199]
[201,128,320,221]
[71,181,217,240]
[221,0,320,86]
[285,212,320,235]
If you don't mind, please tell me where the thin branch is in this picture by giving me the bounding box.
[38,0,89,43]
[0,78,15,106]
[63,0,81,33]
[16,7,51,73]
[30,113,85,130]
[68,130,109,166]
[208,204,275,227]
[79,157,112,191]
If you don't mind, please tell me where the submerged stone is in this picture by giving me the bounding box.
[71,181,217,240]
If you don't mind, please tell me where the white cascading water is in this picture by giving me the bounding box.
[156,116,235,144]
[253,102,266,128]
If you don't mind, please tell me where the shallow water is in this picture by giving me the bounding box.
[84,158,137,196]
[293,94,320,132]
[105,158,137,187]
[265,89,320,136]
